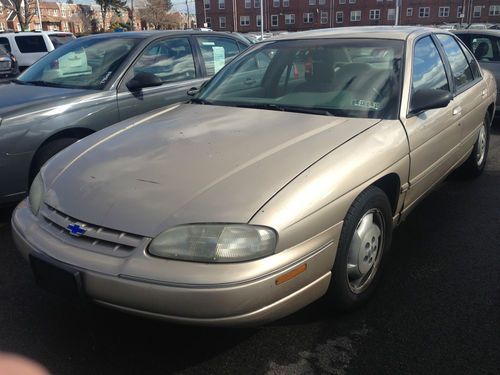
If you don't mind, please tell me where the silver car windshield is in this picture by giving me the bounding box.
[198,39,404,119]
[17,37,141,90]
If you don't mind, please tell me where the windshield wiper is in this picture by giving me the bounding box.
[20,80,65,88]
[232,103,339,116]
[190,98,213,105]
[12,79,29,85]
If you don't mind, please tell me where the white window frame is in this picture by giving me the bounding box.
[271,14,279,27]
[419,7,430,18]
[320,11,328,24]
[351,10,361,22]
[303,12,314,23]
[457,6,463,18]
[205,16,212,27]
[256,15,261,27]
[473,6,481,18]
[245,0,251,9]
[283,0,289,7]
[349,0,356,4]
[336,11,343,23]
[219,16,226,28]
[309,0,316,5]
[204,0,210,10]
[339,0,346,4]
[284,13,295,24]
[240,15,250,26]
[369,9,380,20]
[218,0,225,10]
[439,7,450,18]
[319,0,326,5]
[273,0,280,7]
[254,0,260,8]
[388,8,396,21]
[407,8,413,17]
[490,5,500,16]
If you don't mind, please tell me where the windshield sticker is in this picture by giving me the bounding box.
[212,46,225,74]
[202,42,215,46]
[352,99,380,110]
[100,71,112,85]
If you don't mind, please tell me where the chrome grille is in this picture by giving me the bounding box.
[39,204,148,257]
[0,61,11,70]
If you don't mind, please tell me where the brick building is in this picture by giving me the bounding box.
[195,0,500,32]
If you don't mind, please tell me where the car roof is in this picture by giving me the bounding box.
[453,29,500,36]
[77,30,247,42]
[266,26,443,41]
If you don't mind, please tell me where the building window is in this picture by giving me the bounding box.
[490,5,500,16]
[245,0,251,8]
[419,7,430,18]
[369,9,380,20]
[205,17,212,27]
[339,0,346,4]
[219,16,226,28]
[273,0,280,7]
[320,11,328,24]
[336,11,343,23]
[457,6,463,18]
[388,8,395,20]
[254,0,260,8]
[285,14,295,24]
[309,0,316,5]
[204,0,210,10]
[256,15,261,27]
[271,14,279,26]
[349,0,356,4]
[240,15,250,26]
[319,0,326,4]
[473,6,481,18]
[62,9,66,17]
[218,0,225,10]
[407,8,413,17]
[439,7,449,17]
[53,9,58,16]
[351,10,361,22]
[283,0,289,7]
[303,12,314,23]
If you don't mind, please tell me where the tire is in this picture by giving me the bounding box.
[462,113,490,178]
[30,137,79,183]
[328,186,393,311]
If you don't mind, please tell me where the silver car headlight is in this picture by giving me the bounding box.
[149,224,277,263]
[28,172,45,215]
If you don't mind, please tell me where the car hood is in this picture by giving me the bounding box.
[0,83,89,117]
[44,104,380,238]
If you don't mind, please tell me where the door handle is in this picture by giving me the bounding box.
[482,89,488,98]
[452,106,462,116]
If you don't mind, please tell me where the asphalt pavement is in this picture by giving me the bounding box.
[0,122,499,375]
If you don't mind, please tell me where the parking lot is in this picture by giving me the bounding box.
[0,121,498,374]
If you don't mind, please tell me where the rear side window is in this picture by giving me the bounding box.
[0,37,11,53]
[196,36,240,76]
[436,34,474,91]
[15,36,48,53]
[470,35,500,62]
[412,36,449,93]
[458,40,482,79]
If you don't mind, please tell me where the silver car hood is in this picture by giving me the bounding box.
[44,104,379,238]
[0,83,90,117]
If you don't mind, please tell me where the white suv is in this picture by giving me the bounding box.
[0,31,75,70]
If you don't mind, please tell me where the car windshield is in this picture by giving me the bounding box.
[198,39,404,119]
[49,34,76,48]
[17,36,141,89]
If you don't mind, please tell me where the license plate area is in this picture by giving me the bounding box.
[29,253,83,298]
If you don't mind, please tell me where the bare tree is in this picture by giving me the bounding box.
[139,0,173,30]
[6,0,37,31]
[95,0,127,31]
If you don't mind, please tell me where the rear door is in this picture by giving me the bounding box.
[435,34,488,151]
[13,35,49,68]
[116,36,205,120]
[193,35,243,77]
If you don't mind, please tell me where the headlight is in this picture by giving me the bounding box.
[29,173,45,215]
[149,224,277,263]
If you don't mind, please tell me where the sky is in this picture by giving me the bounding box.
[76,0,194,14]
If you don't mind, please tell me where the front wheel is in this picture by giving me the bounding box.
[328,186,393,310]
[462,113,490,177]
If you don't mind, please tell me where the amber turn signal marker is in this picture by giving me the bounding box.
[275,263,307,285]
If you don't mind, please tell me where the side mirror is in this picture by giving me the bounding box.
[187,87,199,96]
[408,89,452,117]
[126,72,162,91]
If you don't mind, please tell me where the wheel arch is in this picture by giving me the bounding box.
[371,173,401,216]
[29,127,95,181]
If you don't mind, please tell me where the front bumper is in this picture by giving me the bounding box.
[12,200,340,326]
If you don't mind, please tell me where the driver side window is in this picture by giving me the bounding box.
[412,36,450,93]
[133,38,196,83]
